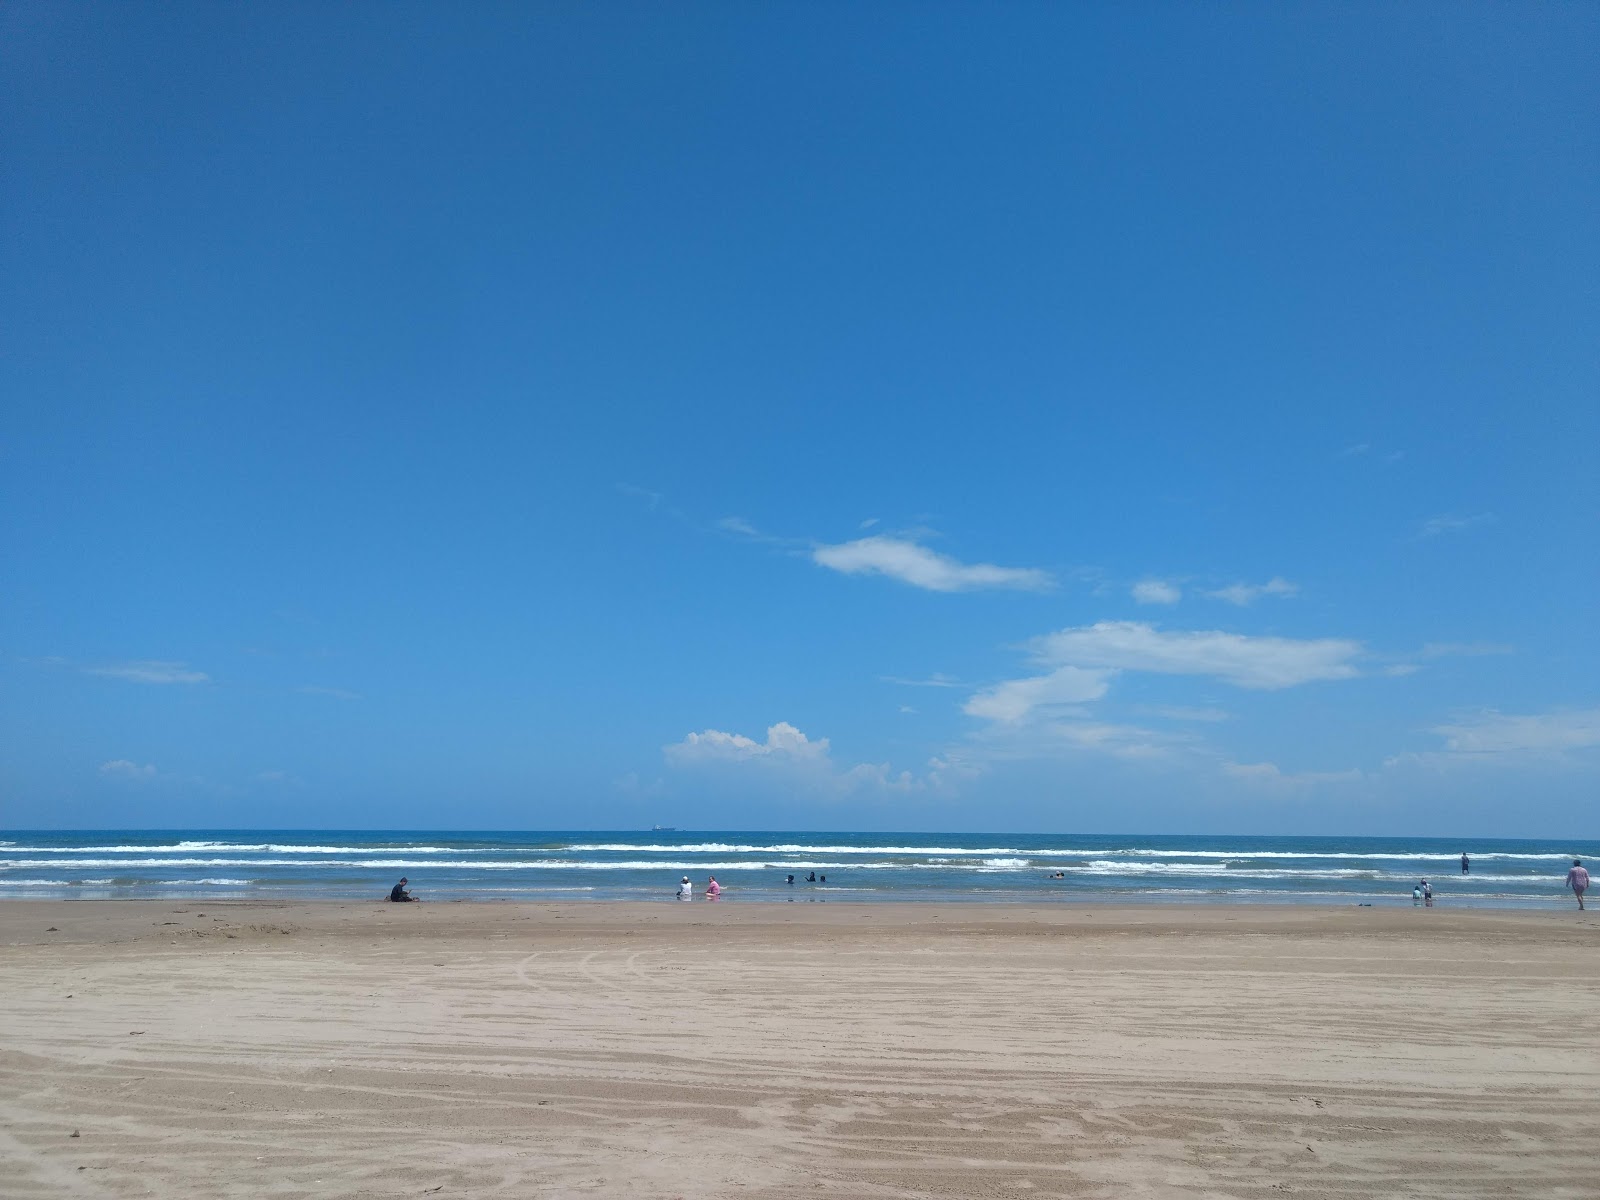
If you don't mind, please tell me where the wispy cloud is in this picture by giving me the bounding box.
[99,759,157,780]
[1139,705,1231,723]
[1206,577,1299,606]
[1426,708,1600,758]
[1337,443,1402,463]
[812,536,1052,593]
[880,672,963,688]
[714,515,806,548]
[1131,579,1181,605]
[85,660,209,685]
[616,482,663,509]
[1028,621,1362,690]
[1383,707,1600,772]
[1418,513,1493,538]
[1222,760,1364,788]
[298,685,361,701]
[963,666,1113,723]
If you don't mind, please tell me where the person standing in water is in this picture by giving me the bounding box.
[1422,879,1433,907]
[1567,859,1589,910]
[1461,852,1470,874]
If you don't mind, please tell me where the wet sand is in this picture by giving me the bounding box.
[2,900,1596,1198]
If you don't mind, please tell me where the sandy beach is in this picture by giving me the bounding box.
[2,900,1596,1199]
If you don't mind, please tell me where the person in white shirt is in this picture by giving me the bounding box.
[676,875,693,901]
[1567,860,1589,910]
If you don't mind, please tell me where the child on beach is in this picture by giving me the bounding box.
[1412,885,1423,906]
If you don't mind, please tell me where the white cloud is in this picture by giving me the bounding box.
[1029,621,1362,689]
[965,713,1194,764]
[1131,579,1181,605]
[298,685,361,701]
[1384,708,1600,771]
[1428,709,1600,757]
[665,720,947,794]
[1048,720,1175,760]
[1206,577,1299,606]
[963,666,1113,723]
[1419,513,1493,538]
[100,759,156,780]
[812,536,1052,593]
[1140,705,1231,723]
[85,660,209,685]
[1339,442,1371,457]
[880,672,963,688]
[665,721,829,764]
[1384,664,1420,677]
[716,516,759,537]
[1222,761,1364,787]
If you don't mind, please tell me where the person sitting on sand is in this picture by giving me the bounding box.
[706,876,721,898]
[1567,859,1589,910]
[389,877,416,902]
[677,875,693,901]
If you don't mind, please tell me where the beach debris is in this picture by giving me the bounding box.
[45,927,59,932]
[69,1130,79,1137]
[129,1030,145,1036]
[425,1188,443,1194]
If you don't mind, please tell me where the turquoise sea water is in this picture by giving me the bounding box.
[1,831,1594,906]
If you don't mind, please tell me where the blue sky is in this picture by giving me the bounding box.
[2,4,1596,834]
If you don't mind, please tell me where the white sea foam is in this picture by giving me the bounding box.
[0,879,86,887]
[560,842,1577,861]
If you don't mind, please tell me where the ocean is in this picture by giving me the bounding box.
[0,830,1592,906]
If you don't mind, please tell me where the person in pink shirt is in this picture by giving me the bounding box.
[705,876,722,899]
[1566,859,1589,910]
